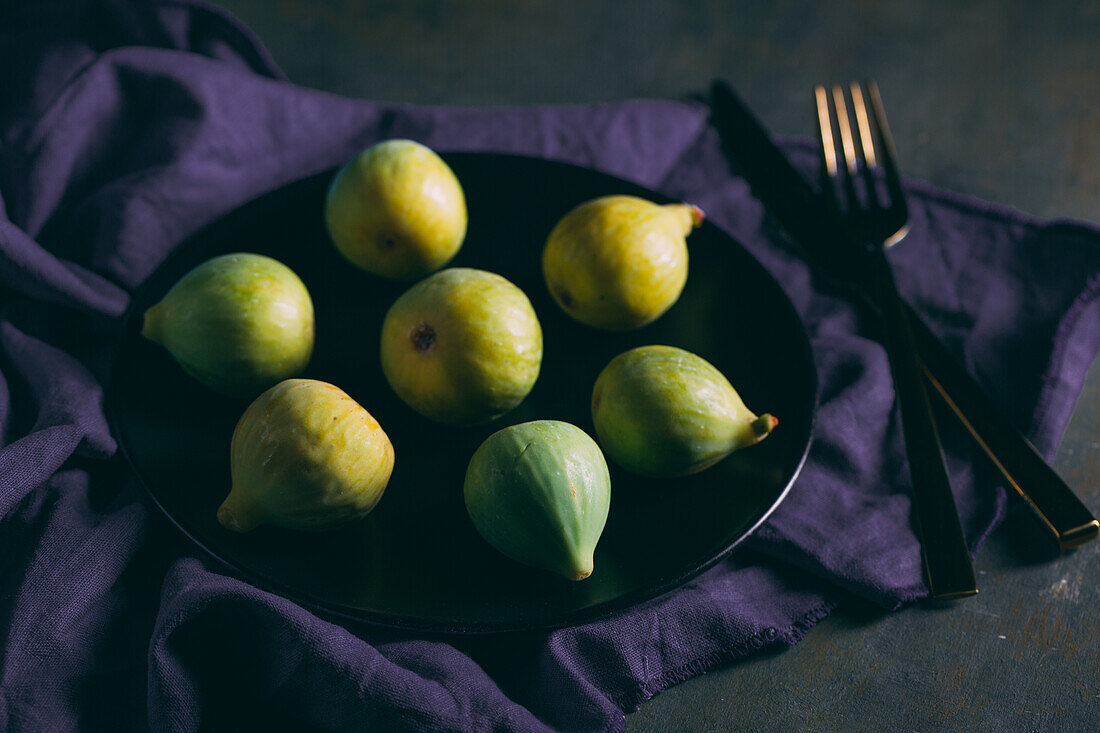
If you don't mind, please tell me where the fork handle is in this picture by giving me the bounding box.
[865,251,979,600]
[907,306,1100,550]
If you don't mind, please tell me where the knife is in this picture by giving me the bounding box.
[709,79,1099,551]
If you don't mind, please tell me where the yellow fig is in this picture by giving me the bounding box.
[142,253,314,398]
[324,139,467,281]
[542,195,703,330]
[379,268,542,425]
[218,379,395,532]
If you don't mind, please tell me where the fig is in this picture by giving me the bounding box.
[380,268,542,425]
[324,139,467,280]
[591,345,777,478]
[142,253,314,398]
[542,195,703,331]
[464,420,611,580]
[218,379,394,533]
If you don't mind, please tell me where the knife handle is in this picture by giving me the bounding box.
[866,254,979,599]
[907,307,1100,550]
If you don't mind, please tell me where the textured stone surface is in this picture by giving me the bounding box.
[209,1,1100,728]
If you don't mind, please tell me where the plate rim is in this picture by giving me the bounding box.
[106,150,819,634]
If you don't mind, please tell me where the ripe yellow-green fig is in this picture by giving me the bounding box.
[591,345,777,478]
[542,195,703,331]
[141,253,314,398]
[464,420,611,580]
[380,268,542,425]
[218,379,395,533]
[324,139,467,281]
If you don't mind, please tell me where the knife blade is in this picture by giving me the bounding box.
[709,79,1098,551]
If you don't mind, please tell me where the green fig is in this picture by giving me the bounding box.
[542,195,704,331]
[591,345,777,478]
[324,139,467,281]
[380,268,542,425]
[464,420,610,580]
[218,378,395,533]
[142,253,314,398]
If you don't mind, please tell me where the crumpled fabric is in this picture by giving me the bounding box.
[2,1,1098,731]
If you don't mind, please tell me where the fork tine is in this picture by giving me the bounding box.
[831,86,858,177]
[849,81,883,213]
[850,82,877,168]
[865,80,901,193]
[814,84,845,225]
[831,85,866,237]
[814,86,838,178]
[864,80,910,245]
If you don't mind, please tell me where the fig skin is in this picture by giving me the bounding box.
[218,379,395,533]
[324,139,467,281]
[142,253,314,399]
[542,195,703,331]
[380,268,543,425]
[591,345,777,478]
[464,420,611,581]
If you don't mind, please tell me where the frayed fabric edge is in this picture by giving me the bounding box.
[610,600,837,714]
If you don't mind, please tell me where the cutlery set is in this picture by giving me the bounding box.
[709,79,1098,599]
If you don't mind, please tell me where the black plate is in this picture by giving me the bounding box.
[108,152,817,633]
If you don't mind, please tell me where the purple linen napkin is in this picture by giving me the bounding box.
[2,1,1099,731]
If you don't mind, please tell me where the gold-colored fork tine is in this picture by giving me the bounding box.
[831,85,858,178]
[822,85,865,232]
[863,80,910,245]
[865,80,902,195]
[849,81,882,213]
[850,82,877,169]
[814,85,838,178]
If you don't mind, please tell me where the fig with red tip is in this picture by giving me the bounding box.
[591,345,776,478]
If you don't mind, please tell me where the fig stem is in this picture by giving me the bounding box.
[751,414,779,440]
[665,202,705,234]
[689,204,706,227]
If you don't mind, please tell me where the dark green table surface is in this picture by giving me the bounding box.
[208,2,1100,729]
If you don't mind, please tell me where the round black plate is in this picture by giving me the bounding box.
[108,152,817,633]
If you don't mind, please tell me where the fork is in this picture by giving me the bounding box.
[815,81,978,600]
